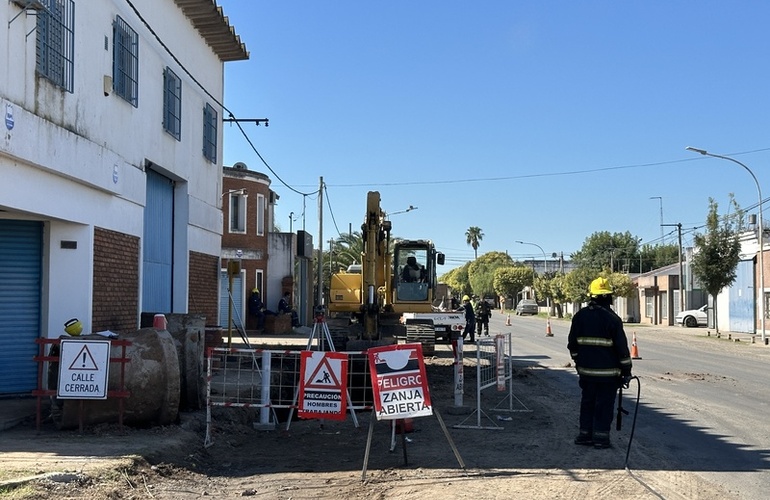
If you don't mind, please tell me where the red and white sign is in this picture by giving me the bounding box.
[495,334,506,391]
[368,343,432,421]
[298,351,348,421]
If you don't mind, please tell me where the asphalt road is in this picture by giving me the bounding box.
[490,311,770,499]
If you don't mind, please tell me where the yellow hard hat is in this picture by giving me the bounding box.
[64,318,83,336]
[589,277,613,296]
[462,295,471,302]
[252,288,259,294]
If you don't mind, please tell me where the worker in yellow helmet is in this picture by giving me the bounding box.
[567,277,633,449]
[456,294,476,343]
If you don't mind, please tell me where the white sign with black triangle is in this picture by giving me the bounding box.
[57,339,111,400]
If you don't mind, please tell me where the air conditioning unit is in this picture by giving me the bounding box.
[12,0,45,10]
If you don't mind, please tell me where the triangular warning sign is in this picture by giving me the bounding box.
[67,345,99,371]
[305,356,342,390]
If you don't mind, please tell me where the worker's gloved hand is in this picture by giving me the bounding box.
[622,375,632,389]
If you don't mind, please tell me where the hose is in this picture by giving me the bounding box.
[619,376,641,469]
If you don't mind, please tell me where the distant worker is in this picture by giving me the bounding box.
[475,297,492,336]
[277,291,300,327]
[248,288,266,330]
[401,256,425,282]
[457,294,476,343]
[567,277,633,449]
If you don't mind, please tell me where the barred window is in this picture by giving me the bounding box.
[163,67,181,140]
[36,0,75,93]
[203,103,217,162]
[113,16,138,107]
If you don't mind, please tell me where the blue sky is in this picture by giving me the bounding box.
[217,1,770,271]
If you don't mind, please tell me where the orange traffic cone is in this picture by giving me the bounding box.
[631,331,642,359]
[545,319,553,337]
[506,314,511,326]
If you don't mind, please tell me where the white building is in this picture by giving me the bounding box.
[0,0,248,395]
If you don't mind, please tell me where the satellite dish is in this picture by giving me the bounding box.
[233,162,248,170]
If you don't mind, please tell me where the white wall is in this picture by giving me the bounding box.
[0,0,238,334]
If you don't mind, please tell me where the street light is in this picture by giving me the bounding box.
[387,205,418,217]
[515,240,553,336]
[686,146,766,344]
[650,196,664,243]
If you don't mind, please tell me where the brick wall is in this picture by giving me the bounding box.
[92,227,140,332]
[189,251,219,326]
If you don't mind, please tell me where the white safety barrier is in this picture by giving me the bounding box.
[204,346,374,447]
[453,332,531,430]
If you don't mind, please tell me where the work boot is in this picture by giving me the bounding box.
[593,432,611,449]
[574,432,593,446]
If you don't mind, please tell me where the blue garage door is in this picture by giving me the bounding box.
[0,220,42,394]
[143,170,174,313]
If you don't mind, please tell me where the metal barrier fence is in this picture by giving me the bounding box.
[454,332,531,430]
[204,346,375,446]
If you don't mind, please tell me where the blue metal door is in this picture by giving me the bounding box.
[729,260,755,333]
[143,170,174,313]
[0,220,42,394]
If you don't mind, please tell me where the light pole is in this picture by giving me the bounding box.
[686,147,766,344]
[650,196,664,243]
[516,240,552,336]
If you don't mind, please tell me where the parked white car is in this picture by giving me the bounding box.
[675,305,708,328]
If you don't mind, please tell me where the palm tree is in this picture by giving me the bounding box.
[465,226,484,259]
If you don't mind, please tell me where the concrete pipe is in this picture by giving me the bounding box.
[51,328,180,429]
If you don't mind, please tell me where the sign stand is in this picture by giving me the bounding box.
[361,408,465,481]
[361,343,465,481]
[285,308,359,430]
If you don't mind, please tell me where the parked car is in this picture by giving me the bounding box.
[675,305,708,328]
[515,299,539,316]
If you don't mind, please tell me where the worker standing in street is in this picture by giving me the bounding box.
[475,297,492,336]
[457,295,476,343]
[567,277,632,449]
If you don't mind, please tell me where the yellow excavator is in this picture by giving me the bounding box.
[328,191,462,348]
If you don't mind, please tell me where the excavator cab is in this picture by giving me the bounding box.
[393,241,442,307]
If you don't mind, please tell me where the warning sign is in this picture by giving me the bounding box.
[368,343,432,421]
[298,351,348,420]
[57,339,111,400]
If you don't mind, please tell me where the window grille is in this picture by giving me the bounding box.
[203,103,217,162]
[163,67,181,140]
[113,16,138,107]
[35,0,74,93]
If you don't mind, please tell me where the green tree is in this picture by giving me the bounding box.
[493,265,534,305]
[638,243,680,273]
[691,196,743,334]
[468,251,514,298]
[440,263,472,298]
[465,226,484,259]
[549,273,569,318]
[571,231,642,273]
[333,231,364,267]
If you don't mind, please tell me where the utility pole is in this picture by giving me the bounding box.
[662,223,685,312]
[316,177,324,308]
